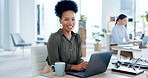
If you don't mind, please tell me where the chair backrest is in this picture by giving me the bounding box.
[11,33,25,46]
[106,33,111,50]
[31,45,48,77]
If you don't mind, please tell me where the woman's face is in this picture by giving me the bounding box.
[119,17,127,26]
[59,10,76,32]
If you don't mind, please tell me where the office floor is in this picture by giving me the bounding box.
[0,48,32,78]
[0,43,130,78]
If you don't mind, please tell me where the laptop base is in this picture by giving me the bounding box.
[66,71,85,78]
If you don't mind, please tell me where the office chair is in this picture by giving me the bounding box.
[106,33,111,50]
[11,33,32,55]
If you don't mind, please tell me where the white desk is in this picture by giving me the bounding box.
[42,69,148,78]
[111,45,148,61]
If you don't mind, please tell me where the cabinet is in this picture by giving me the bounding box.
[107,21,146,40]
[78,20,86,57]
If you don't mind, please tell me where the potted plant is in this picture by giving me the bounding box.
[92,25,107,51]
[141,11,148,22]
[146,11,148,22]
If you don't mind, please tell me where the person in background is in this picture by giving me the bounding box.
[110,14,137,45]
[110,14,137,58]
[42,0,88,74]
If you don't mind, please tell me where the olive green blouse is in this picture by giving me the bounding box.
[46,29,83,71]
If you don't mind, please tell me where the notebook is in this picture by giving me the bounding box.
[66,51,113,78]
[33,75,53,78]
[112,67,144,75]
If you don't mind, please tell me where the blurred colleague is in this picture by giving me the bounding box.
[110,14,137,46]
[110,14,137,58]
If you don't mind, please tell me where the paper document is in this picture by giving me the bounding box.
[118,44,133,47]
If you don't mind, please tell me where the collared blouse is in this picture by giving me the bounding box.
[46,29,83,71]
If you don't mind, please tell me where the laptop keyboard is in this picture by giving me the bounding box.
[66,71,85,77]
[72,71,85,76]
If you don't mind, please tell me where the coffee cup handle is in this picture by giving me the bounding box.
[50,65,55,75]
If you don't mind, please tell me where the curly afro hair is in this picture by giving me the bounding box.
[55,0,78,19]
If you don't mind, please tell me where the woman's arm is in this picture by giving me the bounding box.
[76,35,83,64]
[70,34,88,71]
[47,34,60,66]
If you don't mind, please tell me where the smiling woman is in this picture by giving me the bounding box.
[42,0,88,74]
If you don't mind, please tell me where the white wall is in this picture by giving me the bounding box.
[9,0,20,33]
[102,0,120,30]
[102,0,120,47]
[0,0,3,48]
[19,0,36,45]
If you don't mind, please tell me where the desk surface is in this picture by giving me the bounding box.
[43,69,148,78]
[111,46,141,51]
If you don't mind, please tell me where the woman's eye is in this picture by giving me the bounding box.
[65,19,68,21]
[72,19,75,21]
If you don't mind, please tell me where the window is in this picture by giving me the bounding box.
[133,0,148,39]
[120,0,135,16]
[137,0,148,36]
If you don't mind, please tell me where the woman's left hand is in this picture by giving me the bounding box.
[82,62,88,70]
[71,62,88,71]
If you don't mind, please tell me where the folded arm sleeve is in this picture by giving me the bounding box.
[65,63,73,71]
[47,34,60,66]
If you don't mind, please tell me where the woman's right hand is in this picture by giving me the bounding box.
[71,62,88,71]
[42,62,50,74]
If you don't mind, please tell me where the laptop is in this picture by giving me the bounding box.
[66,51,113,78]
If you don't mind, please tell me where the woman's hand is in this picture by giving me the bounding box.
[42,62,50,74]
[71,62,88,71]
